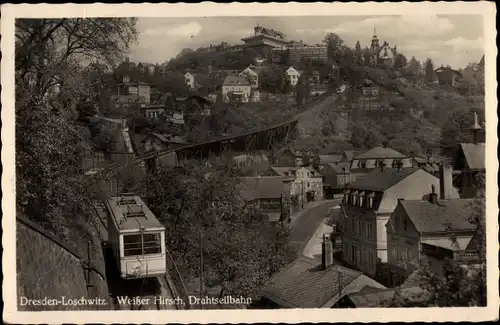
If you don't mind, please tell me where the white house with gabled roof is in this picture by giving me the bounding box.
[285,67,301,86]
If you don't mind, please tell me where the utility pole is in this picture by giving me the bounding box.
[199,226,203,309]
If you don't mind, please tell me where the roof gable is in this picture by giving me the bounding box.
[459,143,485,170]
[355,147,406,160]
[237,176,286,202]
[401,199,477,233]
[349,167,420,192]
[262,256,364,308]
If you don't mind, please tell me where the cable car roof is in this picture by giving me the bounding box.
[106,195,165,232]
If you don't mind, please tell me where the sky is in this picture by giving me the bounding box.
[130,15,485,69]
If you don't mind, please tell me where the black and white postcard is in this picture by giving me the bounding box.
[2,2,498,323]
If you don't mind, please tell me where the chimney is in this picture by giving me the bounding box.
[470,111,482,144]
[429,184,438,204]
[322,234,333,269]
[439,164,453,200]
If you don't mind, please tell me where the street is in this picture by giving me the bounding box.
[288,199,342,256]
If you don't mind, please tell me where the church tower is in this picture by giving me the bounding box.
[370,26,380,65]
[370,27,380,51]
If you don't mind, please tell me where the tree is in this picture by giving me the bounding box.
[295,75,311,105]
[76,100,97,121]
[323,33,345,61]
[439,107,477,157]
[394,53,408,70]
[131,161,294,297]
[354,41,363,65]
[362,47,372,66]
[424,58,437,83]
[15,18,137,236]
[259,64,284,93]
[406,56,422,76]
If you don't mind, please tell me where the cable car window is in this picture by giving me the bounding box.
[123,233,161,256]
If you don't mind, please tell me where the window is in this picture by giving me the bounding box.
[123,232,162,257]
[351,245,355,262]
[403,220,408,231]
[357,220,362,236]
[359,161,366,168]
[351,218,355,233]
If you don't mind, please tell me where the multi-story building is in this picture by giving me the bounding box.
[267,166,323,210]
[340,166,460,282]
[452,113,485,198]
[239,67,259,89]
[435,66,462,86]
[386,166,480,286]
[117,76,151,105]
[241,25,290,56]
[221,76,251,103]
[237,176,294,222]
[348,147,412,183]
[285,67,301,86]
[288,44,328,64]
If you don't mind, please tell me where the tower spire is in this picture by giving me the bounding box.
[374,25,376,35]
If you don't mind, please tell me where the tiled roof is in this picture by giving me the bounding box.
[354,147,406,160]
[269,166,297,177]
[401,199,477,233]
[237,176,286,202]
[460,143,485,170]
[349,167,420,192]
[343,150,360,161]
[222,75,250,86]
[263,256,382,308]
[319,154,343,164]
[346,286,424,308]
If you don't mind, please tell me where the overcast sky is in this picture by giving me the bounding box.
[130,15,484,69]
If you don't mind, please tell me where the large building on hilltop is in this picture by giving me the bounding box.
[369,28,397,67]
[241,25,290,56]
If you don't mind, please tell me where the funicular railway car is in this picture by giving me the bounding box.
[105,194,167,279]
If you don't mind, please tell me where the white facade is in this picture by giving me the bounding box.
[239,67,259,89]
[285,67,301,86]
[222,84,251,103]
[289,167,323,200]
[184,72,196,89]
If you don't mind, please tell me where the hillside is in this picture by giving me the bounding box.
[286,64,484,157]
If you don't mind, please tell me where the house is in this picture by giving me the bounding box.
[348,147,411,183]
[321,163,355,199]
[319,154,343,165]
[237,176,293,222]
[334,272,423,308]
[267,166,323,210]
[141,133,188,153]
[386,174,480,285]
[239,67,259,89]
[435,66,462,86]
[277,149,305,167]
[109,94,144,115]
[141,104,165,119]
[116,76,151,105]
[259,235,386,308]
[340,166,460,283]
[452,112,485,198]
[184,72,197,89]
[285,67,301,86]
[176,95,213,116]
[222,76,251,103]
